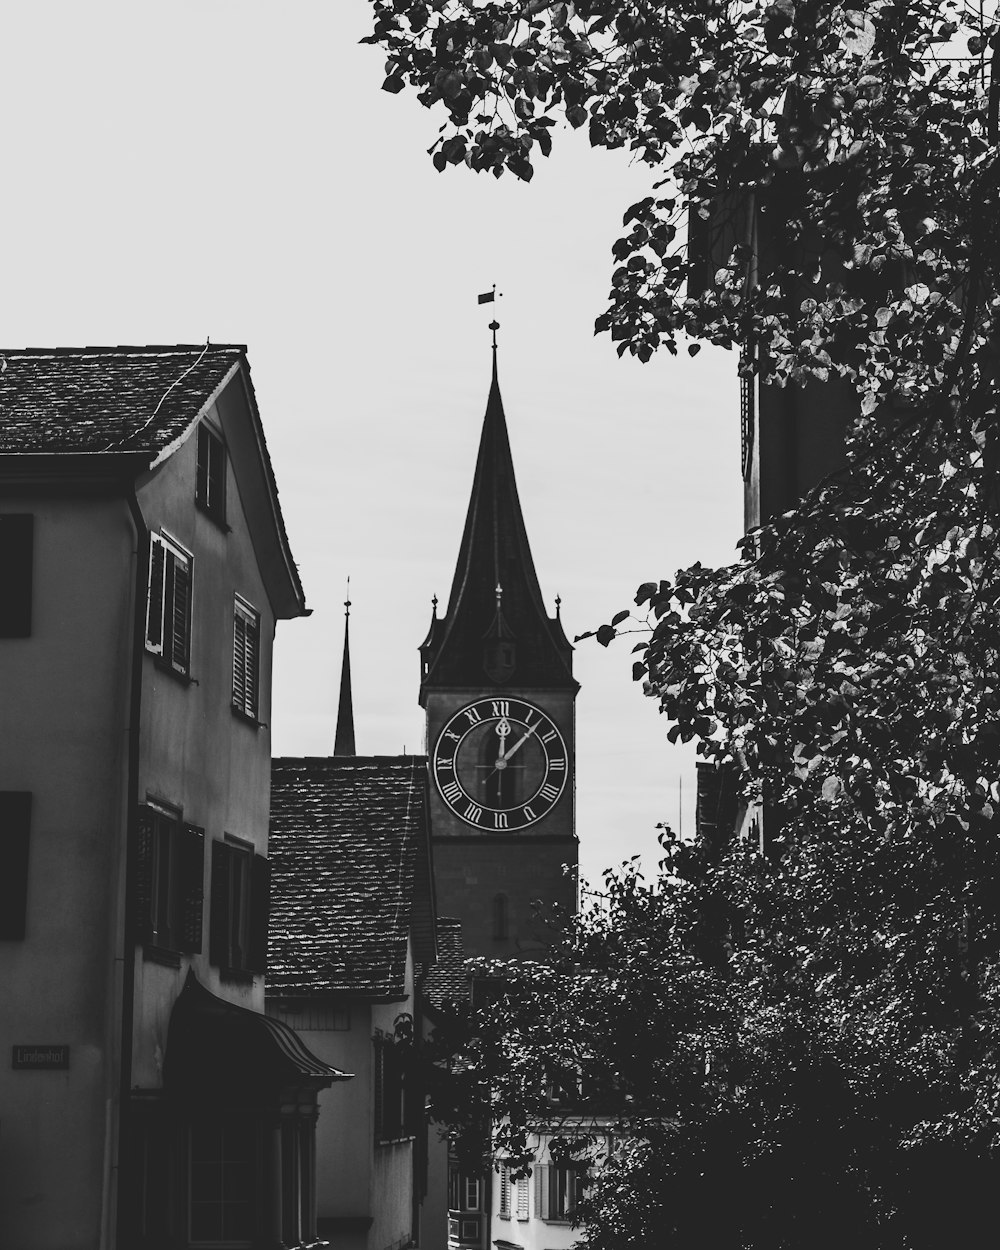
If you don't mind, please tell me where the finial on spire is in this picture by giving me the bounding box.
[496,582,503,610]
[555,594,562,618]
[334,582,356,757]
[431,593,439,616]
[489,319,500,353]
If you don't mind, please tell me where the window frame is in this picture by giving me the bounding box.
[187,1116,258,1248]
[195,423,227,527]
[535,1159,587,1223]
[135,801,204,958]
[232,595,261,722]
[209,837,268,977]
[145,530,194,678]
[374,1031,417,1145]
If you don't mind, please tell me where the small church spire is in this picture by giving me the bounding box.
[333,583,356,756]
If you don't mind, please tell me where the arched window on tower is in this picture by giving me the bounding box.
[492,894,509,941]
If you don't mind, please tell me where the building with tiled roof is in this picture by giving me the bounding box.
[0,343,335,1249]
[423,917,471,1012]
[266,752,438,1250]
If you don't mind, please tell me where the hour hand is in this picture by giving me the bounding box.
[494,717,511,768]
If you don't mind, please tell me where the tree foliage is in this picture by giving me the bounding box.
[367,1,1000,1244]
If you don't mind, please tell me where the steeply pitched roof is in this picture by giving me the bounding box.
[0,344,245,454]
[333,599,356,756]
[419,355,576,701]
[0,343,307,619]
[423,917,470,1010]
[267,756,437,999]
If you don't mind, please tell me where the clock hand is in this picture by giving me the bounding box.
[495,717,510,765]
[502,721,541,763]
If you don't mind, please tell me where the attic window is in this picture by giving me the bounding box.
[196,424,226,525]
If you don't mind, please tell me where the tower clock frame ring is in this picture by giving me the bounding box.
[432,697,568,832]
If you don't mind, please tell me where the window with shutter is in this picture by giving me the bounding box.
[516,1173,529,1220]
[196,424,227,524]
[0,515,34,638]
[497,1165,510,1218]
[374,1033,412,1144]
[135,803,203,956]
[540,1160,586,1222]
[232,597,260,720]
[0,792,32,939]
[146,532,193,676]
[209,837,260,976]
[179,823,205,954]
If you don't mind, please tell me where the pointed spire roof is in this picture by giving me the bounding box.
[334,590,356,756]
[420,349,576,702]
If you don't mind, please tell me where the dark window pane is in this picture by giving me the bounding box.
[0,515,34,637]
[0,792,32,939]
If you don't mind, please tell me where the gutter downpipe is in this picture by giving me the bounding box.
[112,485,148,1246]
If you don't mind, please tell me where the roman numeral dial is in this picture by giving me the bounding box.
[432,697,569,831]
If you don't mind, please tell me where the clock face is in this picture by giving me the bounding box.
[433,697,568,831]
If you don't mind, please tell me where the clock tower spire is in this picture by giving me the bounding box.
[421,344,578,958]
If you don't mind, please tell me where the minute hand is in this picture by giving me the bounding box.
[503,722,541,763]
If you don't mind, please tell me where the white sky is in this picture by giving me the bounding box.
[0,1,741,884]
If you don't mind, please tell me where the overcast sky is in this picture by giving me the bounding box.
[1,1,742,884]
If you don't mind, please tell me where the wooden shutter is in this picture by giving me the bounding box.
[516,1174,529,1220]
[145,536,165,652]
[209,839,230,967]
[0,792,32,939]
[533,1165,549,1219]
[244,612,259,718]
[248,854,270,972]
[170,555,191,673]
[0,515,34,638]
[179,823,205,953]
[196,425,209,507]
[498,1165,510,1217]
[232,610,247,710]
[133,806,156,943]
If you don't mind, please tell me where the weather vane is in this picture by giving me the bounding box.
[478,285,503,351]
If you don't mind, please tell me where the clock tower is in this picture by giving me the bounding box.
[420,347,579,959]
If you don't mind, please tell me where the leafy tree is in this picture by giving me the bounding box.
[369,1,1000,1243]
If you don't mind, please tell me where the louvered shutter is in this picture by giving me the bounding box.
[498,1165,510,1217]
[209,840,230,967]
[515,1174,529,1220]
[170,555,191,673]
[248,854,270,972]
[196,426,209,506]
[0,792,32,939]
[145,537,165,653]
[179,823,205,953]
[0,515,34,638]
[533,1165,549,1219]
[232,610,247,711]
[244,612,258,718]
[133,807,156,943]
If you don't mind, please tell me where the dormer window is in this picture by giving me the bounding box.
[196,424,226,525]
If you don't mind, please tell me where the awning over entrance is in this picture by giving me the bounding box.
[164,971,352,1098]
